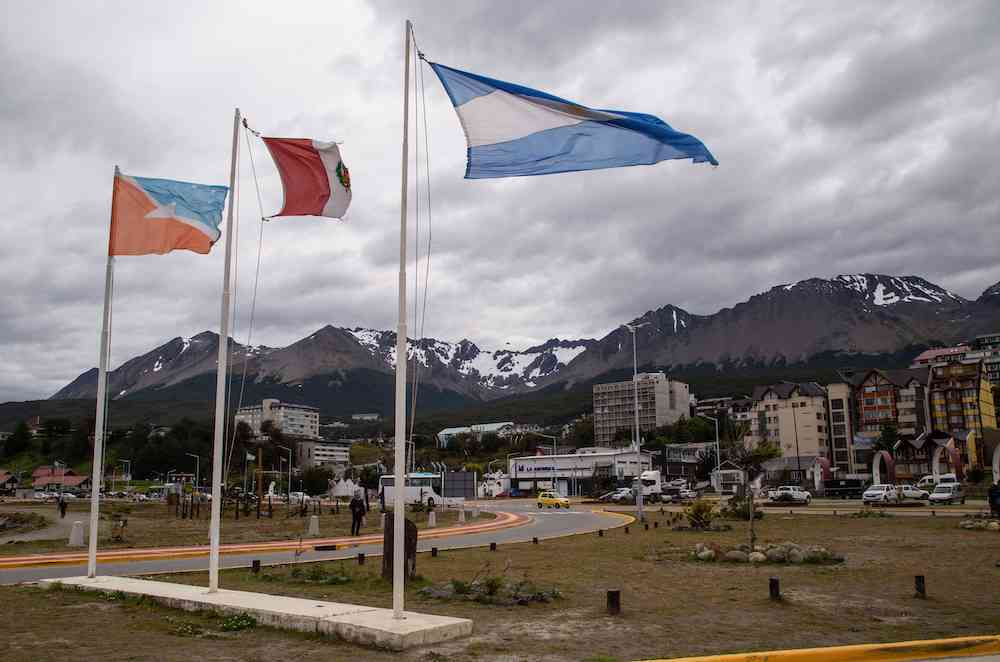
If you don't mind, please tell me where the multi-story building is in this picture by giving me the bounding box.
[911,335,1000,387]
[234,399,321,440]
[509,446,652,496]
[927,358,997,466]
[827,368,929,475]
[746,383,829,465]
[967,333,1000,386]
[592,373,689,446]
[840,368,929,436]
[297,438,352,470]
[825,382,856,474]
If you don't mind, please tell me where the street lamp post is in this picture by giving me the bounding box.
[525,431,561,495]
[118,459,131,494]
[278,445,292,500]
[185,453,200,494]
[54,460,66,497]
[623,322,649,521]
[697,414,721,492]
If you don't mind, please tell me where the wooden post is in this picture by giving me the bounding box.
[769,577,781,601]
[431,547,438,557]
[490,542,497,552]
[606,589,621,615]
[915,575,926,599]
[598,529,604,537]
[251,559,260,574]
[653,520,659,529]
[532,537,539,545]
[358,553,366,566]
[624,526,629,534]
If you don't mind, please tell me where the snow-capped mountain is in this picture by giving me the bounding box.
[51,273,1000,408]
[51,325,595,401]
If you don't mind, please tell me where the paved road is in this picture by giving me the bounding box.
[608,499,990,518]
[0,501,628,585]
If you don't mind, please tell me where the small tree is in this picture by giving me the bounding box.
[300,466,334,496]
[729,441,781,548]
[875,423,898,455]
[3,421,31,457]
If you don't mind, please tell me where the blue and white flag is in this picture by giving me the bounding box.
[430,62,718,179]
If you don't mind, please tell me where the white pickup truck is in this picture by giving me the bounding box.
[767,485,812,504]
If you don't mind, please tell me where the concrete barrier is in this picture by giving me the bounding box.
[427,511,436,528]
[307,515,320,537]
[68,521,85,547]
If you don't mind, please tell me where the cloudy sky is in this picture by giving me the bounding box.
[3,1,998,401]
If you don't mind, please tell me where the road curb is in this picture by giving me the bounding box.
[0,510,529,569]
[639,634,1000,662]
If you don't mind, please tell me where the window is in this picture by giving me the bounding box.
[832,412,845,423]
[816,412,823,420]
[831,398,844,410]
[833,424,846,436]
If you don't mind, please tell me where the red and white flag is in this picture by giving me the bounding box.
[262,138,352,219]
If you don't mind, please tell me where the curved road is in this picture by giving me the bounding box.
[0,501,629,585]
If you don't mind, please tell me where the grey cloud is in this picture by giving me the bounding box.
[1,1,999,402]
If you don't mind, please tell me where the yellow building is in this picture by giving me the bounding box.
[928,359,997,466]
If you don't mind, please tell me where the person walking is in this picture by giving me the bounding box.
[58,495,67,519]
[349,490,366,536]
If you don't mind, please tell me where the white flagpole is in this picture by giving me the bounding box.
[392,20,412,620]
[209,107,241,592]
[86,166,119,579]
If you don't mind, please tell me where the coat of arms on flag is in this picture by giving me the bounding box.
[262,138,352,219]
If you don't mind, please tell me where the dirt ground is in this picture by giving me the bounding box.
[0,501,486,555]
[6,512,1000,661]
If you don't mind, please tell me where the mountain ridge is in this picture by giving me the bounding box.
[51,273,1000,409]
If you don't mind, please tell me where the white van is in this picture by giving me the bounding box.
[916,473,957,489]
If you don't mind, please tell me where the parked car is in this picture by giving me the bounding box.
[928,483,965,505]
[896,484,930,500]
[536,491,570,509]
[862,484,900,505]
[768,486,812,504]
[678,488,700,501]
[597,488,628,502]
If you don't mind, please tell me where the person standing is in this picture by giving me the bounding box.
[349,490,366,536]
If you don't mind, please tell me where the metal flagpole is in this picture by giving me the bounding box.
[392,20,412,620]
[86,166,119,579]
[209,107,241,592]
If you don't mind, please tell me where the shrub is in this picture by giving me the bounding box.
[684,499,717,529]
[967,466,986,484]
[220,612,257,632]
[450,579,471,595]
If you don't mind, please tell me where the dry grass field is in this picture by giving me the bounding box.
[5,511,1000,661]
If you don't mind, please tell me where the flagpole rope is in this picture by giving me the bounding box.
[225,121,267,479]
[407,24,436,462]
[223,121,242,480]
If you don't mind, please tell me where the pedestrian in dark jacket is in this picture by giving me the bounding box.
[349,490,366,536]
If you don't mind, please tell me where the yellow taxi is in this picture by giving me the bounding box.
[536,491,570,509]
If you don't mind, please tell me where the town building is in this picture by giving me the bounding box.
[927,358,997,466]
[0,470,19,493]
[508,447,652,496]
[234,399,320,440]
[911,346,970,367]
[296,438,352,470]
[967,333,1000,386]
[825,382,856,474]
[910,336,1000,387]
[351,413,381,422]
[659,442,715,483]
[592,372,690,446]
[746,382,830,469]
[30,466,91,492]
[437,421,515,449]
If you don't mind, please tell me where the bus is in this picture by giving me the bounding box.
[377,472,466,508]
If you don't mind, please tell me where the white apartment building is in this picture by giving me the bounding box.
[593,372,689,446]
[297,438,352,469]
[745,383,830,461]
[508,447,653,496]
[235,398,321,440]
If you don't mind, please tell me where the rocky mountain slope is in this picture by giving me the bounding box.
[52,274,1000,409]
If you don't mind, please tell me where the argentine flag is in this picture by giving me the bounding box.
[430,62,718,179]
